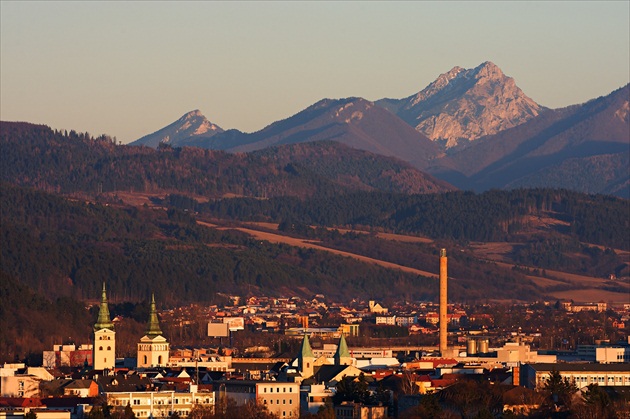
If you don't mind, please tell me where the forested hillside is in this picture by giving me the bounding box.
[0,122,450,197]
[5,181,561,300]
[171,189,629,251]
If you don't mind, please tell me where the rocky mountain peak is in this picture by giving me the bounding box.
[183,109,203,118]
[377,62,544,148]
[472,61,503,79]
[410,66,465,106]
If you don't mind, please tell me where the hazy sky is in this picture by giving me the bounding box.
[1,1,628,143]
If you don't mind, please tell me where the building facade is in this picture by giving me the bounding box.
[521,363,630,389]
[217,381,299,418]
[106,389,214,418]
[137,294,169,368]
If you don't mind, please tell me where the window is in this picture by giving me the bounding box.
[158,356,163,364]
[283,388,286,393]
[289,400,292,405]
[144,355,148,364]
[107,346,111,350]
[99,346,103,351]
[289,388,292,393]
[283,400,286,404]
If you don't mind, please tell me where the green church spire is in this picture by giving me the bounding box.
[299,333,314,359]
[296,333,314,373]
[145,294,163,337]
[94,283,114,331]
[334,334,350,361]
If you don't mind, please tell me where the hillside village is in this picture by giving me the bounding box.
[2,279,629,418]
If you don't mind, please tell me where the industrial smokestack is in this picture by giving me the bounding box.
[439,248,448,355]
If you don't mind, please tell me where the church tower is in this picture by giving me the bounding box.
[93,283,115,371]
[137,294,169,368]
[334,334,354,366]
[296,334,315,378]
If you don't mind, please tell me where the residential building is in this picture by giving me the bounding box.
[395,315,417,327]
[596,346,630,364]
[0,364,25,378]
[1,375,42,398]
[577,344,630,363]
[43,344,93,369]
[216,381,299,418]
[375,316,396,326]
[521,363,630,389]
[106,388,214,418]
[62,380,99,398]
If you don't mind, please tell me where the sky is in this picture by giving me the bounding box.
[1,1,629,144]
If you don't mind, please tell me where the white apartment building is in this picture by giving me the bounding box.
[375,316,396,326]
[106,388,214,418]
[521,363,630,390]
[596,346,630,364]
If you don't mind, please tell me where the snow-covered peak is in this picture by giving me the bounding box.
[130,109,224,148]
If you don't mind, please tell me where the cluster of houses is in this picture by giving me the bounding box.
[1,286,629,418]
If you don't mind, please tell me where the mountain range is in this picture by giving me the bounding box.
[130,62,629,198]
[431,84,630,196]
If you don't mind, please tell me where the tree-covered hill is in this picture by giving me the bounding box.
[178,188,629,251]
[3,182,549,302]
[0,121,451,198]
